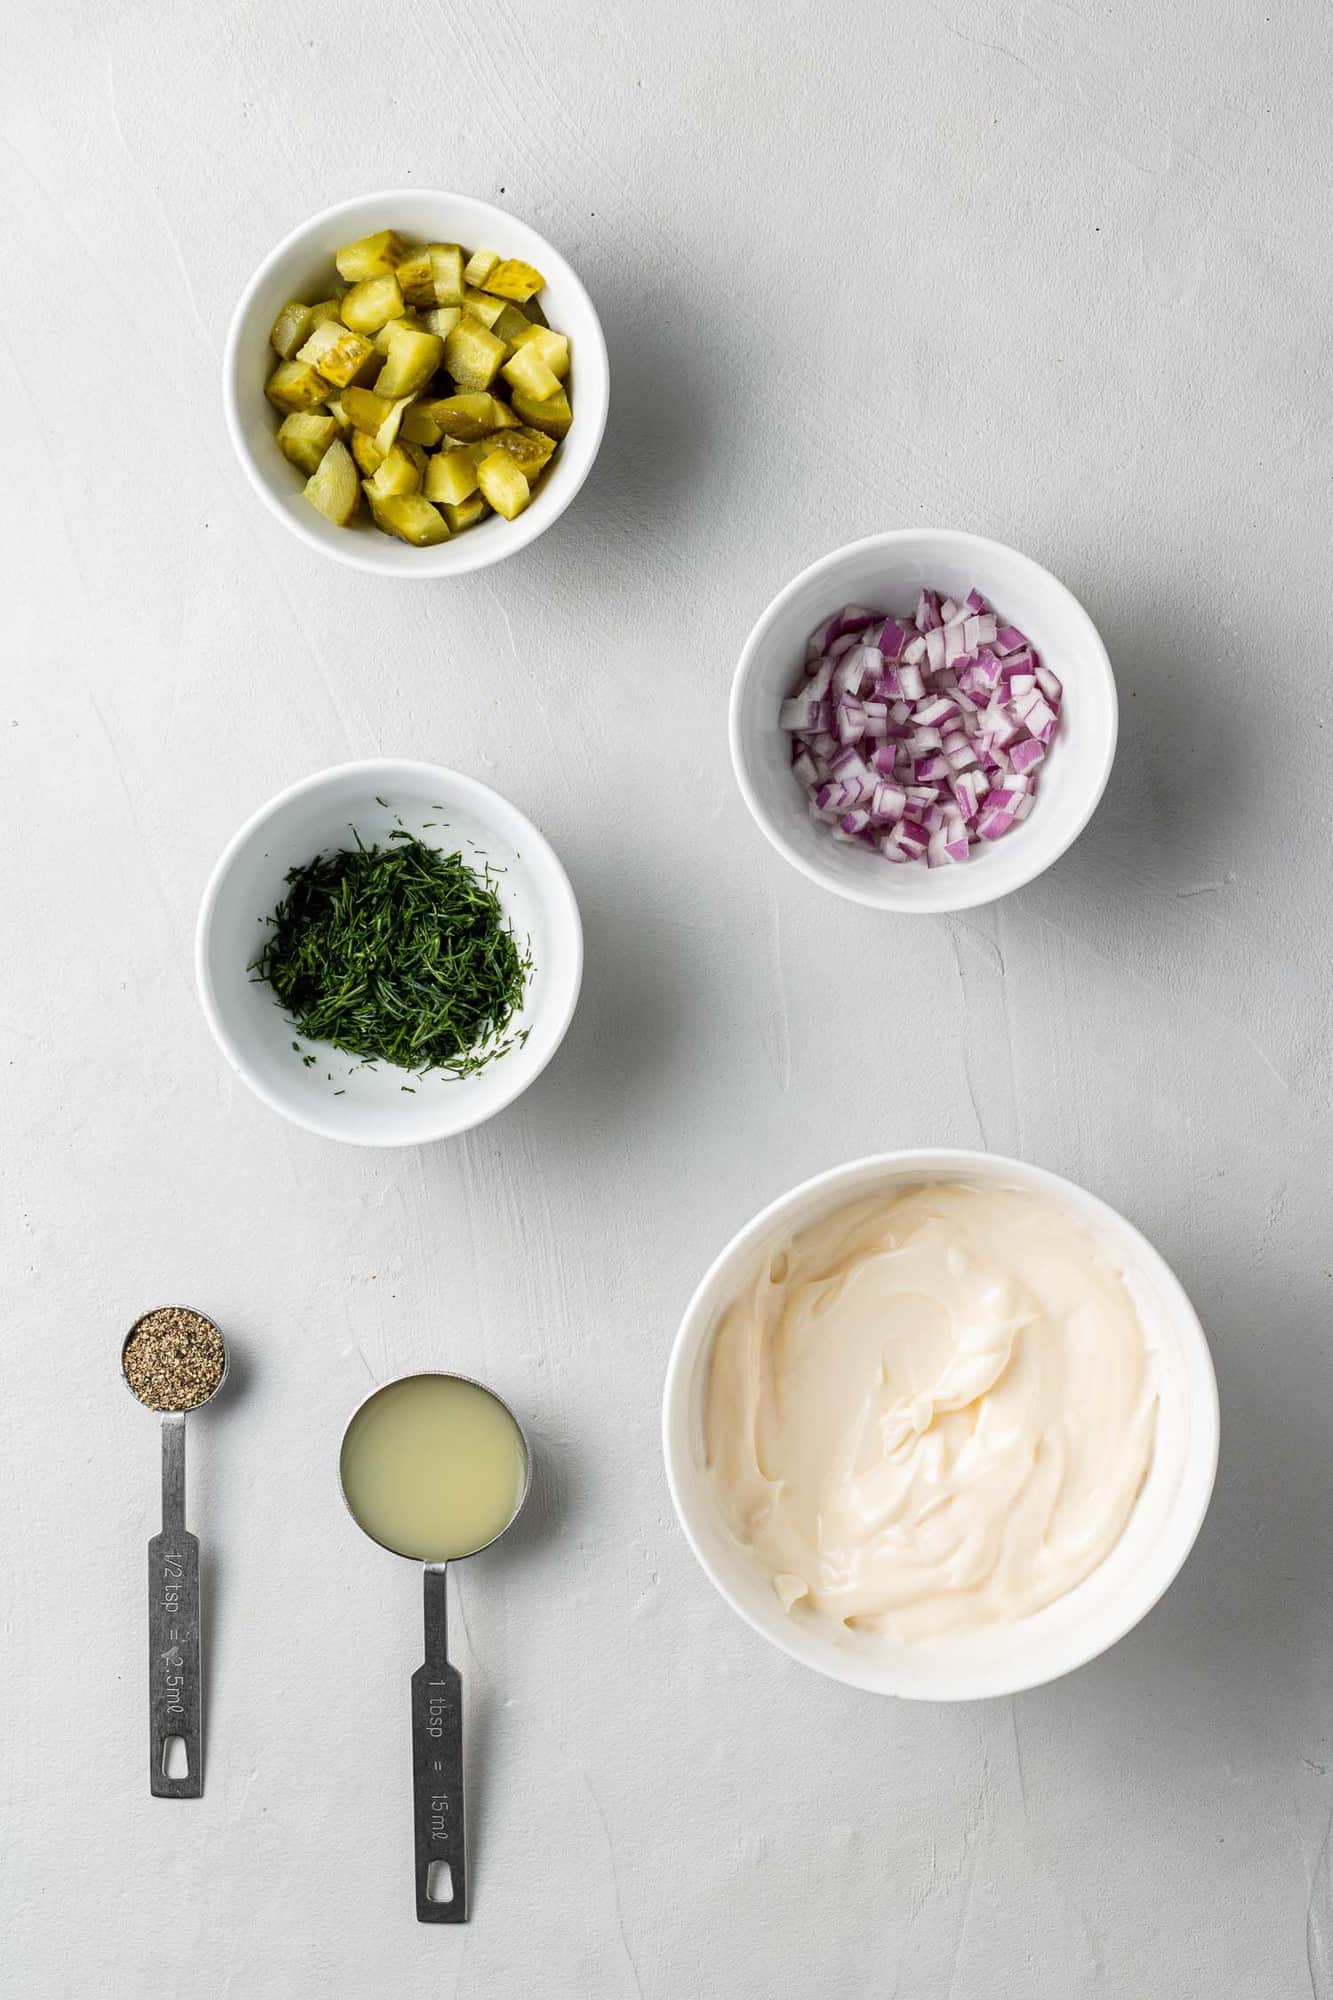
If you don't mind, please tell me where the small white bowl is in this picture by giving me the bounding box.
[729,530,1117,913]
[222,190,609,577]
[196,761,582,1147]
[662,1149,1218,1700]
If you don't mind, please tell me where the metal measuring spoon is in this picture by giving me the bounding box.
[121,1305,229,1799]
[339,1371,532,1924]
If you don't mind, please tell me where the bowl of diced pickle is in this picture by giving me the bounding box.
[223,191,609,576]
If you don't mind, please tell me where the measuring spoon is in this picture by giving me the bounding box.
[121,1305,229,1799]
[339,1371,531,1923]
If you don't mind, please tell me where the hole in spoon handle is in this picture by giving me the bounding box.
[412,1563,466,1921]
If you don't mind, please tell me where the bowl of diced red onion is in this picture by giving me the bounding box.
[729,530,1117,912]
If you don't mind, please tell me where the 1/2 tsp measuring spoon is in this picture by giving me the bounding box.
[338,1371,532,1923]
[121,1305,229,1799]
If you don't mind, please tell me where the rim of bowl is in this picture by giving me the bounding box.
[194,758,584,1147]
[221,189,610,578]
[728,529,1118,913]
[661,1147,1220,1700]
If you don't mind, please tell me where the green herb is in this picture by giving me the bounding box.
[250,832,531,1079]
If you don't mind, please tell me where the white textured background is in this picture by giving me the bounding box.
[3,1,1331,1993]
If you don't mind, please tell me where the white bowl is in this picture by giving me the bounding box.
[222,190,609,577]
[196,761,582,1146]
[662,1149,1218,1700]
[729,530,1117,913]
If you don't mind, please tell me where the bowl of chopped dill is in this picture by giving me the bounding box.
[196,761,582,1146]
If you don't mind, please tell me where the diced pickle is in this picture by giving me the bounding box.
[462,247,500,288]
[421,306,463,340]
[414,392,517,440]
[266,359,330,413]
[481,258,544,303]
[372,311,425,357]
[461,286,507,330]
[270,300,316,359]
[394,244,445,308]
[507,322,570,378]
[340,275,405,335]
[263,228,571,545]
[476,450,531,519]
[508,382,572,438]
[276,412,339,475]
[335,230,406,282]
[350,429,386,477]
[374,325,445,400]
[430,245,465,306]
[444,316,507,392]
[364,487,450,545]
[490,303,531,343]
[442,494,490,533]
[305,439,360,525]
[374,397,413,456]
[341,386,395,434]
[423,447,480,506]
[478,425,556,479]
[296,320,377,388]
[399,403,444,448]
[502,342,562,403]
[369,441,425,498]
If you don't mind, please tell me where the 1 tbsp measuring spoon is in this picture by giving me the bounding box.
[120,1305,229,1799]
[339,1371,532,1923]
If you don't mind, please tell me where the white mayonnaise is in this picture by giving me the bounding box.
[704,1182,1157,1642]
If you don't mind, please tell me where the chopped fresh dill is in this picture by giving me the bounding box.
[251,831,532,1080]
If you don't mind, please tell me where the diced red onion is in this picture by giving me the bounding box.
[783,589,1062,867]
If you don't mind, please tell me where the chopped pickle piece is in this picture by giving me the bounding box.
[491,303,531,343]
[462,247,500,288]
[430,244,465,306]
[415,392,517,440]
[374,324,445,399]
[340,274,405,334]
[309,297,346,329]
[350,429,385,477]
[369,441,425,498]
[508,382,572,438]
[476,450,531,519]
[372,311,425,357]
[364,487,449,545]
[341,386,395,434]
[276,411,339,475]
[444,316,507,392]
[423,447,480,505]
[325,399,352,433]
[482,258,544,303]
[394,244,446,308]
[421,305,463,340]
[296,320,376,388]
[502,342,562,403]
[270,300,316,359]
[305,438,360,525]
[479,425,556,479]
[461,287,507,330]
[266,359,330,413]
[442,494,490,533]
[522,296,550,327]
[400,403,444,447]
[507,322,570,378]
[335,230,406,281]
[374,397,412,456]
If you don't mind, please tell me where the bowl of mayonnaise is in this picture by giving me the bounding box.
[662,1149,1218,1699]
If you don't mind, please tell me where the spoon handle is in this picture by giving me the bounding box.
[148,1414,203,1798]
[411,1562,466,1921]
